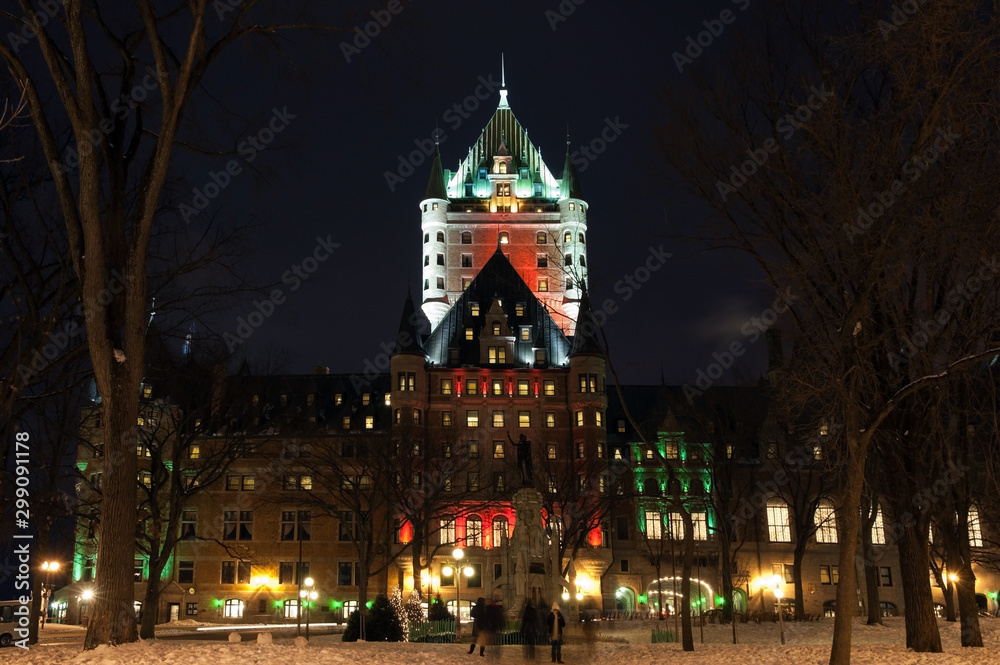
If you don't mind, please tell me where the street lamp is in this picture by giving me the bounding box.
[769,574,785,646]
[299,577,317,640]
[79,588,93,626]
[40,561,59,628]
[442,548,473,641]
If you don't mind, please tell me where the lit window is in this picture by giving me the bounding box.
[470,302,479,315]
[872,505,886,545]
[577,443,585,459]
[645,511,663,539]
[466,516,483,546]
[515,304,525,316]
[692,512,708,540]
[815,499,838,543]
[362,393,370,405]
[766,441,778,459]
[543,380,555,396]
[365,416,374,429]
[518,411,530,428]
[767,498,792,542]
[440,518,456,544]
[465,328,474,340]
[492,411,505,428]
[413,408,422,425]
[517,380,529,396]
[493,442,504,458]
[564,232,571,243]
[492,379,504,395]
[665,442,678,459]
[342,416,351,430]
[520,327,531,341]
[499,232,509,244]
[441,379,453,395]
[467,411,479,427]
[969,505,984,547]
[575,411,584,427]
[595,411,603,427]
[492,517,509,545]
[547,444,557,460]
[569,202,575,211]
[433,203,439,211]
[467,473,479,492]
[536,232,546,244]
[224,599,244,618]
[545,412,555,428]
[468,441,479,458]
[442,411,453,427]
[538,279,548,292]
[617,420,625,433]
[335,393,343,405]
[189,445,200,459]
[466,379,478,394]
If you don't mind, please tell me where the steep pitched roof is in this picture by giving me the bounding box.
[561,143,583,200]
[424,147,449,201]
[423,247,570,367]
[395,289,428,356]
[569,290,603,356]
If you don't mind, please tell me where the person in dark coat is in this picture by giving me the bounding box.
[469,597,486,655]
[482,593,504,658]
[521,599,538,658]
[546,602,566,663]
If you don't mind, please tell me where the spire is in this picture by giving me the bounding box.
[562,138,582,200]
[395,289,427,356]
[570,290,603,356]
[424,146,448,201]
[498,53,509,109]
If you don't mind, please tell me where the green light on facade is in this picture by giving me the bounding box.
[331,600,342,609]
[715,595,725,606]
[275,601,283,608]
[366,600,373,609]
[164,460,173,471]
[638,594,647,604]
[213,598,223,608]
[76,461,88,472]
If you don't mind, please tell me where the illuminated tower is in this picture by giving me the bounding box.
[420,74,588,336]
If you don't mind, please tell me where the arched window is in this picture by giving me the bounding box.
[224,599,244,618]
[969,505,984,547]
[461,231,472,244]
[766,498,791,542]
[499,162,507,174]
[283,599,299,619]
[814,499,838,543]
[466,516,483,547]
[437,231,444,242]
[498,232,509,244]
[492,516,509,547]
[579,232,585,243]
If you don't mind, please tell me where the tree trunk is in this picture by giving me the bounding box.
[863,556,881,625]
[27,520,50,645]
[139,555,167,639]
[84,389,140,648]
[829,431,866,665]
[679,514,694,651]
[792,543,806,620]
[718,531,734,625]
[955,511,983,647]
[896,523,942,651]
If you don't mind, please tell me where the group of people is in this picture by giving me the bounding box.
[466,596,567,662]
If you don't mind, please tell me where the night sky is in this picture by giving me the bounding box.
[194,0,776,386]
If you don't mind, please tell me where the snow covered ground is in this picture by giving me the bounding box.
[9,616,998,664]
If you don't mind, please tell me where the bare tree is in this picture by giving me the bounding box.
[659,1,1000,660]
[0,2,362,647]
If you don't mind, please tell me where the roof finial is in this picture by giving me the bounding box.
[498,53,509,109]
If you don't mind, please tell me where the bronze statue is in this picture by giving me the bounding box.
[508,432,533,485]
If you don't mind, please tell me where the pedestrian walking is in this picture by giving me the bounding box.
[521,599,538,659]
[547,602,566,663]
[469,597,486,656]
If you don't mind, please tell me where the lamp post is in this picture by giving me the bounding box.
[769,574,785,646]
[442,548,472,642]
[40,561,59,628]
[299,577,316,640]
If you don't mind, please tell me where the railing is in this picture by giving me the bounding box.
[408,619,455,643]
[651,627,676,643]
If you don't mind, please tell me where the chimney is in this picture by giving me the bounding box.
[312,366,330,375]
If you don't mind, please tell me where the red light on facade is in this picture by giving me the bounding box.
[534,379,539,397]
[482,379,488,396]
[507,380,513,397]
[457,376,462,396]
[587,526,602,547]
[399,520,414,544]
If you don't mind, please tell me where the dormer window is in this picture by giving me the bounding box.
[465,183,474,197]
[515,303,525,316]
[534,183,543,196]
[519,167,529,178]
[478,167,487,179]
[470,303,480,316]
[492,322,501,336]
[498,162,507,174]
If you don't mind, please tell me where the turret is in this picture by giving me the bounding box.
[559,142,589,330]
[421,147,451,329]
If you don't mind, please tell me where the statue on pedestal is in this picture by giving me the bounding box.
[507,432,533,486]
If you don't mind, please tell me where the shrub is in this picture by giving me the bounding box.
[342,595,404,642]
